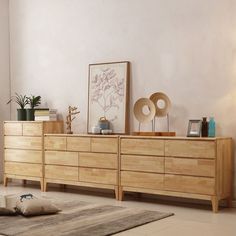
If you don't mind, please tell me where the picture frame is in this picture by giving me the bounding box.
[87,61,130,134]
[187,119,202,137]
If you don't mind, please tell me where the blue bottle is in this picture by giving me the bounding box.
[208,117,215,137]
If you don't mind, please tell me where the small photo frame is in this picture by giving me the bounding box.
[187,120,202,137]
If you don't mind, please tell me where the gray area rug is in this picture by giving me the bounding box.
[0,200,173,236]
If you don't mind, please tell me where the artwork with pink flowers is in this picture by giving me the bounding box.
[88,61,130,134]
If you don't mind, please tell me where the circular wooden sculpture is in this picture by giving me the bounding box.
[133,98,156,123]
[149,92,171,117]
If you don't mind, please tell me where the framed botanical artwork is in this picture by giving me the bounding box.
[187,119,202,137]
[87,61,130,134]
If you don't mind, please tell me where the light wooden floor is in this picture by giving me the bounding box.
[1,182,236,236]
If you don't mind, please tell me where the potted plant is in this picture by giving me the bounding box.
[7,93,29,120]
[26,95,41,121]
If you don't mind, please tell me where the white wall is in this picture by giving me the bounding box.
[9,0,236,197]
[0,0,10,182]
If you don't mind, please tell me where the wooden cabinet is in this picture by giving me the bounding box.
[119,136,232,212]
[44,134,119,199]
[3,121,64,190]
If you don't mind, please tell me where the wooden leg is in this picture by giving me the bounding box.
[3,176,8,187]
[40,179,45,192]
[226,196,232,208]
[114,186,119,200]
[211,196,219,213]
[23,180,27,186]
[119,186,124,201]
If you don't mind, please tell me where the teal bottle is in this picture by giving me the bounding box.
[208,117,215,137]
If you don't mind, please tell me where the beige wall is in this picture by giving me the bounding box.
[0,0,10,182]
[9,0,236,197]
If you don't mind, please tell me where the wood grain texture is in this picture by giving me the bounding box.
[45,165,78,181]
[121,171,164,190]
[165,140,215,158]
[164,174,215,195]
[44,136,66,150]
[120,138,164,156]
[23,123,42,136]
[4,149,42,164]
[79,168,117,185]
[43,121,64,134]
[5,162,42,177]
[4,136,42,150]
[121,155,164,173]
[165,157,215,177]
[4,122,22,136]
[67,137,91,152]
[45,151,79,166]
[91,137,118,153]
[79,152,117,169]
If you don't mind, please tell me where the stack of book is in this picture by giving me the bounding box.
[34,109,57,121]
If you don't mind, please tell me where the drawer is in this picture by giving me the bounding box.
[45,151,78,166]
[164,174,215,195]
[44,136,66,150]
[45,165,78,181]
[79,168,117,185]
[23,123,42,136]
[91,137,118,153]
[121,155,164,173]
[4,136,42,150]
[165,157,215,177]
[4,123,22,136]
[4,149,42,164]
[67,137,90,152]
[4,162,42,177]
[121,171,164,189]
[121,138,164,156]
[165,140,215,158]
[79,153,117,169]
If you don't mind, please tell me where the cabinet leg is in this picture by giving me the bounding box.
[226,196,232,208]
[40,179,44,192]
[3,176,8,187]
[211,196,219,213]
[115,186,119,200]
[119,186,124,201]
[23,180,27,186]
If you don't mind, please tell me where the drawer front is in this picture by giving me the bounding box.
[121,139,164,156]
[4,123,22,136]
[4,136,42,150]
[67,137,90,152]
[5,162,42,177]
[4,149,42,164]
[121,155,164,173]
[165,140,215,158]
[23,123,42,136]
[91,138,118,153]
[79,153,117,169]
[164,174,215,195]
[45,151,78,166]
[45,165,78,181]
[121,171,164,190]
[165,157,215,177]
[44,136,66,150]
[79,168,117,185]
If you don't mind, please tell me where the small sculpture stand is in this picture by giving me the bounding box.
[66,106,80,134]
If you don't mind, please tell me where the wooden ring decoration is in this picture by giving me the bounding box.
[133,98,156,123]
[149,92,171,117]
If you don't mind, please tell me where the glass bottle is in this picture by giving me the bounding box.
[201,117,208,137]
[208,117,215,137]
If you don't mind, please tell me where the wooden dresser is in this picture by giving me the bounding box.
[119,136,232,212]
[3,121,63,190]
[44,134,119,199]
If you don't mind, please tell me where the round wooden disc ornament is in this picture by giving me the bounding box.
[133,98,156,123]
[150,92,171,117]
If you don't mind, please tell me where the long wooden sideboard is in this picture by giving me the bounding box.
[3,123,233,212]
[44,134,119,199]
[3,121,64,190]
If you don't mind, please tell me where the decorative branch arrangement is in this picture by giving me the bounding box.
[66,106,80,134]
